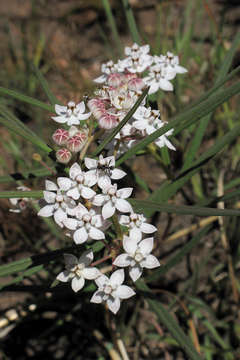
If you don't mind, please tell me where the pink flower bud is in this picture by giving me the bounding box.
[107,73,123,87]
[128,77,145,91]
[67,135,86,152]
[98,113,119,130]
[52,129,69,145]
[122,73,137,83]
[56,148,72,163]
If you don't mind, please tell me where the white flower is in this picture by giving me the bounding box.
[84,155,126,189]
[92,183,133,219]
[52,101,91,126]
[113,236,160,282]
[94,60,119,83]
[153,52,187,77]
[90,269,135,314]
[144,64,175,94]
[57,251,100,292]
[119,212,157,242]
[63,205,105,244]
[60,163,96,200]
[124,43,150,57]
[124,54,153,74]
[37,180,76,227]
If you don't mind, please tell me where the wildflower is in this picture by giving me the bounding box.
[57,251,100,292]
[56,148,72,164]
[119,212,157,242]
[144,64,175,94]
[90,269,135,314]
[52,128,69,145]
[153,52,187,77]
[113,236,160,282]
[52,101,91,126]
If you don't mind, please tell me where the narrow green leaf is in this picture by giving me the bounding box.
[0,190,43,198]
[0,265,44,290]
[129,199,240,217]
[102,0,122,56]
[0,167,55,184]
[32,64,59,105]
[92,87,149,156]
[0,86,54,112]
[116,80,240,166]
[136,280,203,360]
[121,0,141,44]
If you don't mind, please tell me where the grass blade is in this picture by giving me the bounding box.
[102,0,122,56]
[32,64,59,105]
[0,190,43,198]
[121,0,141,44]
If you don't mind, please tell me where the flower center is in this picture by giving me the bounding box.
[104,285,112,295]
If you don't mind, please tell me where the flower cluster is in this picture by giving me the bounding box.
[36,43,187,314]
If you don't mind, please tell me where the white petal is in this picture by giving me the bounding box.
[98,176,111,190]
[107,297,120,314]
[57,270,71,282]
[78,112,91,120]
[159,78,173,91]
[123,236,137,255]
[92,194,105,207]
[119,215,129,226]
[57,177,72,191]
[129,228,142,242]
[69,163,82,180]
[140,223,157,234]
[64,253,78,267]
[79,249,93,266]
[82,267,101,280]
[115,199,132,213]
[113,254,131,267]
[95,274,109,287]
[90,290,104,303]
[129,265,142,282]
[54,208,67,227]
[111,168,126,180]
[71,276,85,292]
[102,201,115,219]
[116,187,133,199]
[76,101,85,113]
[55,104,67,115]
[67,187,80,200]
[81,186,96,200]
[110,269,124,287]
[115,285,135,299]
[84,171,98,187]
[38,204,54,217]
[45,180,58,191]
[43,191,56,204]
[52,115,67,124]
[94,74,107,83]
[141,255,160,269]
[63,218,78,230]
[176,65,188,74]
[89,227,105,240]
[84,157,98,170]
[139,237,154,255]
[73,227,88,244]
[149,82,159,94]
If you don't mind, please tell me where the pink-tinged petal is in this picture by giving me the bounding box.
[123,236,137,255]
[54,208,67,227]
[52,115,67,124]
[76,101,85,113]
[141,255,160,269]
[107,297,120,314]
[159,79,173,91]
[98,175,111,190]
[89,227,105,240]
[57,177,72,191]
[73,227,88,244]
[113,254,131,267]
[71,276,85,292]
[94,74,107,83]
[63,218,78,230]
[45,180,58,191]
[92,194,105,207]
[38,204,54,217]
[79,249,93,266]
[84,157,98,170]
[110,269,124,287]
[129,265,142,282]
[82,267,101,280]
[102,201,115,219]
[115,199,132,214]
[81,186,96,200]
[69,162,82,180]
[129,228,142,242]
[43,191,56,204]
[138,237,154,255]
[117,187,133,199]
[111,168,126,180]
[67,187,80,200]
[55,104,67,115]
[95,274,109,287]
[140,223,157,234]
[115,285,135,299]
[90,290,104,303]
[57,270,71,282]
[64,253,78,267]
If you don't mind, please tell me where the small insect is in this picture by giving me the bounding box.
[97,160,114,177]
